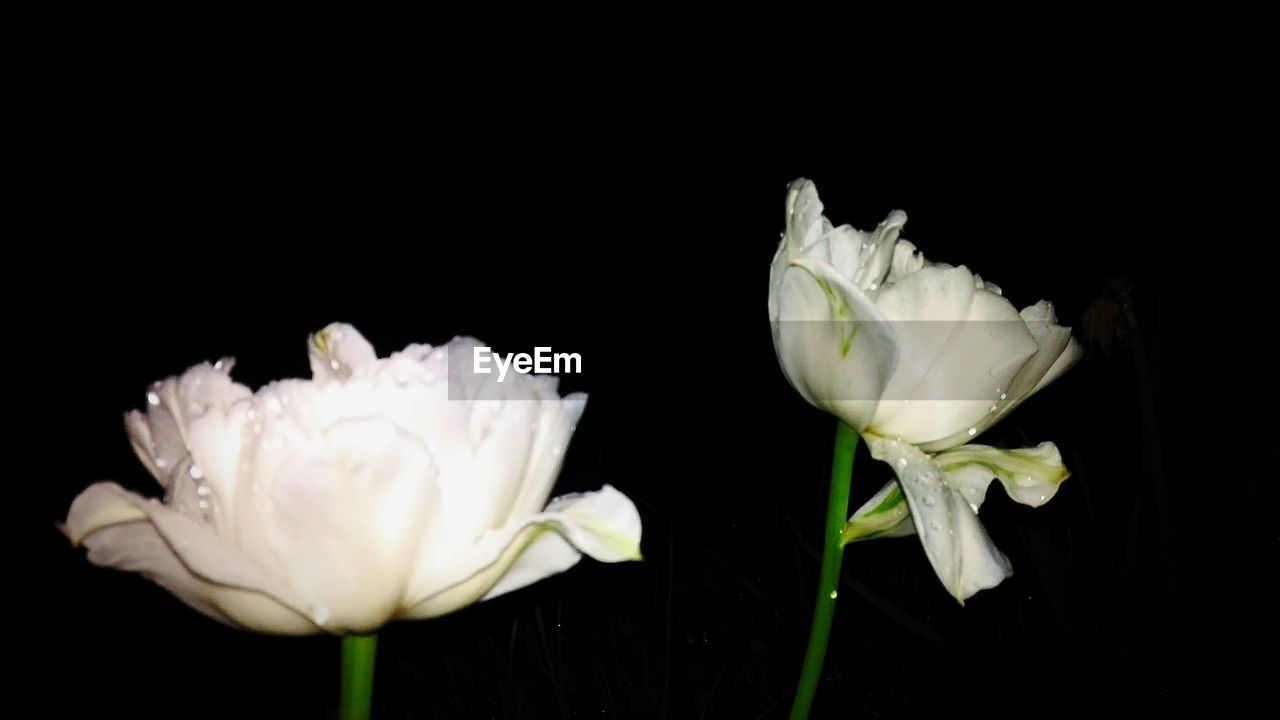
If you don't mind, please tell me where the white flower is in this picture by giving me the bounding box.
[769,179,1080,602]
[63,324,642,635]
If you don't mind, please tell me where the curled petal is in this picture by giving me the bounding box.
[402,484,642,619]
[934,441,1070,509]
[843,480,914,543]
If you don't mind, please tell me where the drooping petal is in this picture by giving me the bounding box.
[309,322,378,381]
[401,484,642,619]
[63,482,320,634]
[865,436,1012,603]
[843,480,914,543]
[773,257,898,432]
[934,441,1070,509]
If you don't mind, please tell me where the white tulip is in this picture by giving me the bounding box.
[770,179,1080,602]
[64,324,642,635]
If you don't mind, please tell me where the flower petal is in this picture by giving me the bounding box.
[934,441,1070,509]
[773,257,898,432]
[248,415,442,633]
[309,322,378,381]
[918,301,1081,452]
[64,482,320,634]
[401,484,642,619]
[126,362,251,491]
[842,480,914,543]
[870,266,1038,447]
[865,436,1012,603]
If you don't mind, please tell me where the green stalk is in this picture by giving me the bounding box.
[340,634,378,720]
[789,420,860,720]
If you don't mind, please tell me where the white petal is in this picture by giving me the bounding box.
[783,178,826,257]
[917,301,1081,452]
[865,436,1012,603]
[843,480,914,542]
[850,210,907,292]
[886,239,925,283]
[871,267,1037,447]
[772,257,898,432]
[64,482,319,634]
[125,363,252,495]
[401,485,642,619]
[251,416,442,634]
[309,322,378,381]
[934,441,1070,509]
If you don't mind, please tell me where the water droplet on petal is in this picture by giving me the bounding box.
[155,458,169,470]
[147,391,161,406]
[329,359,341,371]
[196,484,211,497]
[896,458,908,469]
[266,397,283,415]
[311,606,330,625]
[967,427,977,437]
[923,494,936,507]
[1000,392,1007,400]
[929,521,942,533]
[189,465,204,480]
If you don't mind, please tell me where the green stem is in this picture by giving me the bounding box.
[340,634,378,720]
[789,420,860,720]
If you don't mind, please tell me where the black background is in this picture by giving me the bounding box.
[23,65,1277,719]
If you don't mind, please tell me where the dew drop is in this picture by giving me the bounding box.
[1000,392,1007,400]
[189,465,204,480]
[1015,475,1037,487]
[989,405,998,413]
[311,606,330,625]
[967,427,977,437]
[923,494,936,507]
[155,457,169,470]
[829,590,839,600]
[329,359,341,371]
[896,458,908,469]
[265,397,283,415]
[146,391,161,406]
[929,521,942,533]
[197,499,209,511]
[247,409,257,420]
[196,484,211,497]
